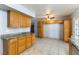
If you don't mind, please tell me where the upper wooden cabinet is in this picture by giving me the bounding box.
[38,20,64,24]
[8,10,32,28]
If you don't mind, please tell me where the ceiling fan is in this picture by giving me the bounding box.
[46,14,55,19]
[41,10,55,20]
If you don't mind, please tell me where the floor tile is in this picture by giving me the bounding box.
[21,38,68,55]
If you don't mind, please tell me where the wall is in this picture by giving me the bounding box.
[4,4,36,17]
[0,10,30,35]
[0,10,31,54]
[32,18,38,36]
[71,8,79,42]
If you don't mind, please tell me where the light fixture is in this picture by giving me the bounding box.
[42,10,55,20]
[44,13,55,20]
[40,10,56,20]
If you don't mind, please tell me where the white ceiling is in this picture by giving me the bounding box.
[22,4,79,18]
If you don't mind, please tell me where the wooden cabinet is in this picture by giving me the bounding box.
[17,36,26,54]
[27,17,32,27]
[3,38,17,55]
[25,34,35,48]
[31,34,35,45]
[3,33,35,55]
[8,11,20,28]
[8,10,32,28]
[64,16,72,42]
[38,21,44,38]
[26,34,32,48]
[22,15,31,27]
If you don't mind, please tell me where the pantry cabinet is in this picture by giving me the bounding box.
[38,21,44,38]
[8,11,32,28]
[64,16,72,42]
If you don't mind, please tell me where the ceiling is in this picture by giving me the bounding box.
[22,4,79,18]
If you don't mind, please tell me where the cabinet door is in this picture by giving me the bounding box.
[64,19,71,42]
[26,35,32,48]
[8,38,17,55]
[24,16,31,27]
[8,11,20,28]
[38,27,43,37]
[31,34,35,45]
[8,11,32,28]
[19,12,23,28]
[17,36,26,54]
[38,21,44,38]
[27,17,32,27]
[23,15,28,27]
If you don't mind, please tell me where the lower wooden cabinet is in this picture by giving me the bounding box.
[3,33,35,55]
[3,38,17,55]
[17,36,26,54]
[26,34,32,48]
[31,34,35,45]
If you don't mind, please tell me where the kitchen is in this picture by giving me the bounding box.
[0,4,79,55]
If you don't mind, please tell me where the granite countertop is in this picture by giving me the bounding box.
[0,32,32,40]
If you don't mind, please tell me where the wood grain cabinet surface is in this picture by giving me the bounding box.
[31,34,35,45]
[3,38,17,55]
[64,16,72,42]
[17,36,26,54]
[26,34,32,48]
[8,10,32,28]
[3,33,35,55]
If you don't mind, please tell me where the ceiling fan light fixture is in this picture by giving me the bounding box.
[46,10,51,15]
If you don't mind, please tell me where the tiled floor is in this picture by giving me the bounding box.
[21,38,69,55]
